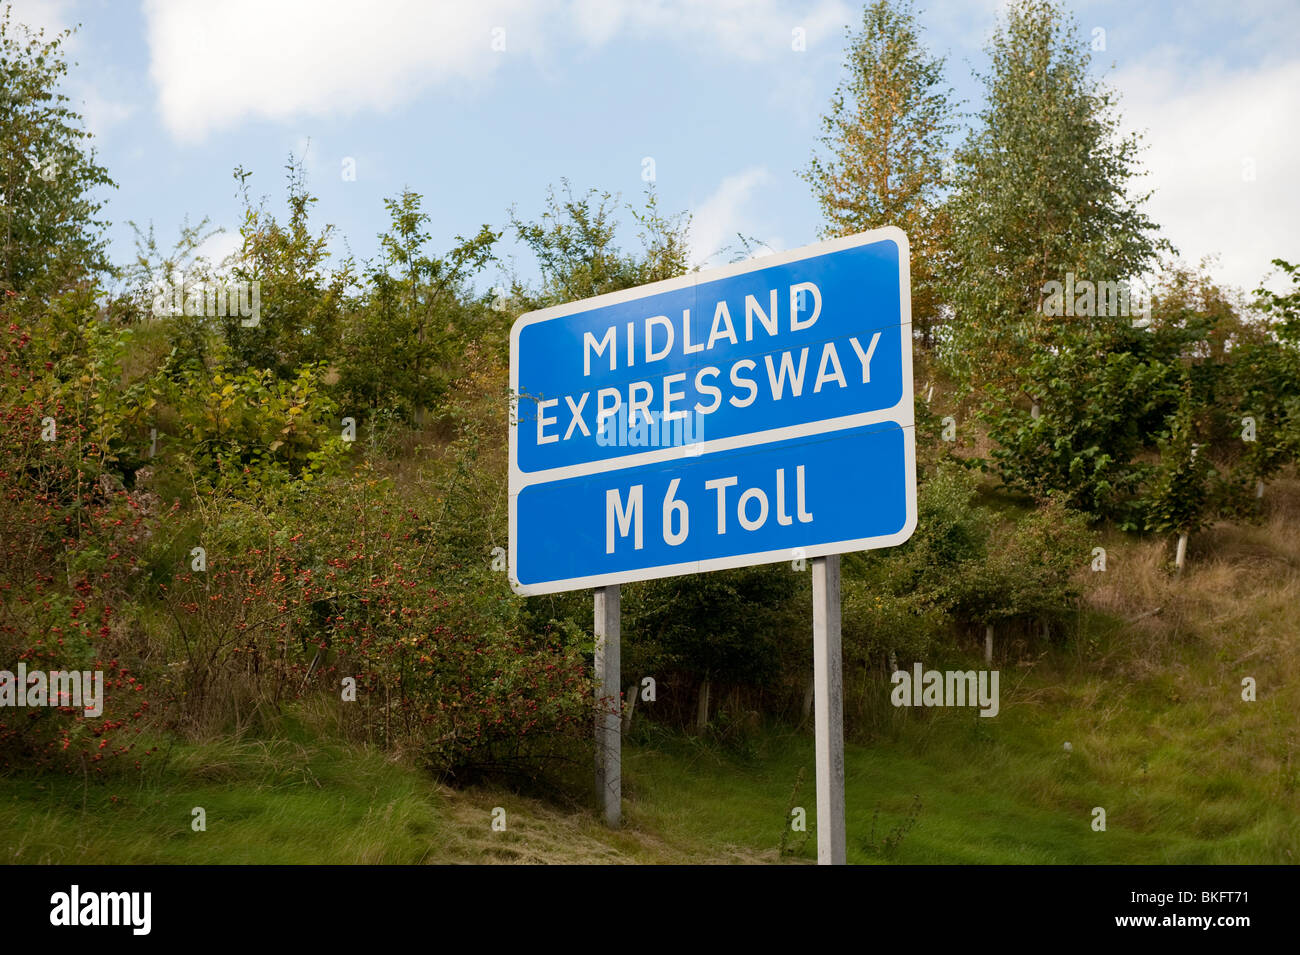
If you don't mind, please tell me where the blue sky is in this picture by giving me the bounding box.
[11,0,1299,296]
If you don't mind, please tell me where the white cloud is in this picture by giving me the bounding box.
[689,165,776,267]
[143,0,855,142]
[143,0,538,142]
[1116,55,1300,295]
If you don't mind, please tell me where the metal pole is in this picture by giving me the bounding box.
[594,584,621,828]
[812,555,845,864]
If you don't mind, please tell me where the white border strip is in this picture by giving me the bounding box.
[508,226,915,596]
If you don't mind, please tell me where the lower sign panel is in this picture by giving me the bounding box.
[510,422,916,594]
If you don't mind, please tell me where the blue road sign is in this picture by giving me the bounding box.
[509,227,916,595]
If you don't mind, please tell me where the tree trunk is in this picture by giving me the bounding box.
[801,672,814,725]
[984,624,994,665]
[696,678,711,733]
[1175,531,1188,572]
[622,684,637,734]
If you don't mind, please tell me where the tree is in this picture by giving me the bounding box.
[1191,262,1300,507]
[0,5,114,297]
[842,460,986,672]
[623,566,798,731]
[1136,264,1300,519]
[802,0,955,346]
[979,327,1181,524]
[941,0,1164,391]
[1256,259,1300,346]
[507,179,690,312]
[949,497,1089,661]
[977,263,1293,531]
[1143,381,1216,571]
[224,160,353,379]
[342,189,499,418]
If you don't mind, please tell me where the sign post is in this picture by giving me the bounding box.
[509,227,916,860]
[594,584,621,827]
[812,554,845,864]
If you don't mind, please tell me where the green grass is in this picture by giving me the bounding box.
[620,569,1300,865]
[624,679,1297,865]
[0,736,445,864]
[4,515,1297,864]
[3,650,1294,865]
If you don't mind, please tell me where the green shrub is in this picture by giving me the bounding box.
[0,307,159,774]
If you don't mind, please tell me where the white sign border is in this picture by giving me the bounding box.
[508,226,915,596]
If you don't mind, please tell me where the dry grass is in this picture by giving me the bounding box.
[1082,471,1300,673]
[429,784,773,864]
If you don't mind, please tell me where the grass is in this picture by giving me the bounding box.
[0,731,756,864]
[624,659,1297,864]
[3,481,1297,864]
[1,737,442,864]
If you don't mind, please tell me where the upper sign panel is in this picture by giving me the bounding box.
[510,229,910,480]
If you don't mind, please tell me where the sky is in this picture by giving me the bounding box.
[8,0,1299,297]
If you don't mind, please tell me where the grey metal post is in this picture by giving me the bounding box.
[812,555,845,864]
[594,584,621,828]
